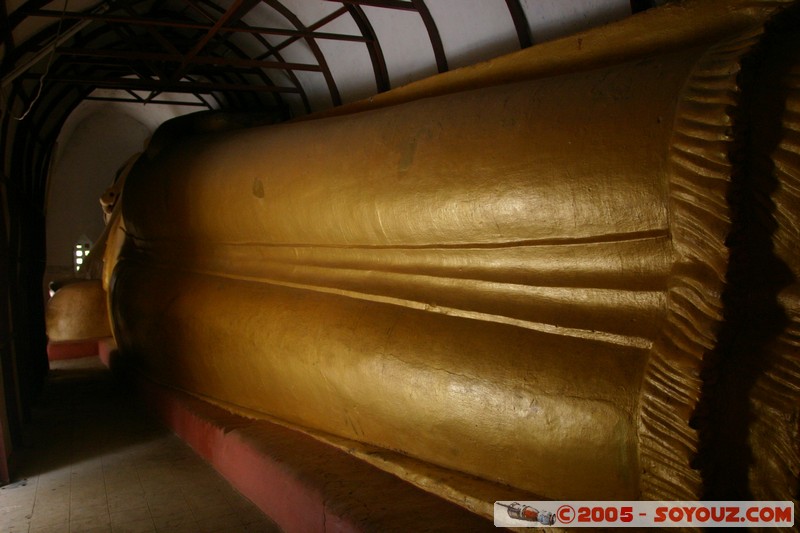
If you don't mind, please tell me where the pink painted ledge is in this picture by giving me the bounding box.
[123,363,496,532]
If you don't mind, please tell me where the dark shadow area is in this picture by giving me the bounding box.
[630,0,659,15]
[691,6,799,499]
[0,355,281,532]
[13,357,168,481]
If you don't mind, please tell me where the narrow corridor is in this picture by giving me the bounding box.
[0,357,280,533]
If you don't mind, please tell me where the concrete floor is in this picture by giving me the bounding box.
[0,357,281,533]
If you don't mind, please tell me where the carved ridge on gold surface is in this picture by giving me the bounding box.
[638,29,763,500]
[122,232,670,348]
[128,233,673,294]
[102,0,800,508]
[126,258,656,349]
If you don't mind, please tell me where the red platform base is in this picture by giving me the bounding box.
[48,337,117,363]
[47,339,100,360]
[133,375,495,532]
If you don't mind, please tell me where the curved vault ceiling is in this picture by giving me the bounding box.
[0,0,657,218]
[0,0,660,445]
[1,1,650,114]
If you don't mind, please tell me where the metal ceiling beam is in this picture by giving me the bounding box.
[219,8,314,113]
[118,4,183,57]
[169,0,306,111]
[47,76,301,94]
[27,9,371,43]
[7,0,60,28]
[1,12,96,83]
[180,0,217,23]
[328,0,449,76]
[323,0,417,11]
[182,0,261,65]
[344,4,389,93]
[410,0,447,72]
[162,0,261,105]
[263,0,341,106]
[56,56,281,77]
[83,95,209,106]
[96,6,173,85]
[55,47,323,72]
[181,73,220,108]
[263,6,349,55]
[51,59,274,85]
[228,23,369,43]
[0,1,15,61]
[505,0,532,49]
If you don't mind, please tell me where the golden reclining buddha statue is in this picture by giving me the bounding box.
[49,0,799,519]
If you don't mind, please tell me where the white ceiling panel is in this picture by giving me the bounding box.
[425,0,520,70]
[520,0,631,43]
[362,5,438,89]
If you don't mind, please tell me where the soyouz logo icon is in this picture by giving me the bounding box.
[493,501,795,528]
[495,502,556,525]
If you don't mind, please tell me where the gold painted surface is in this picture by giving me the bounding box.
[102,190,128,295]
[46,280,111,342]
[104,0,800,514]
[115,264,645,500]
[100,152,138,224]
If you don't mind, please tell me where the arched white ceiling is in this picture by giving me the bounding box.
[0,0,655,283]
[1,0,639,117]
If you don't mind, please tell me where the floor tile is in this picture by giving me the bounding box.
[30,523,70,533]
[29,506,70,527]
[110,516,156,533]
[0,357,282,533]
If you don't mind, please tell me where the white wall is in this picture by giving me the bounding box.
[45,96,199,283]
[45,109,149,274]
